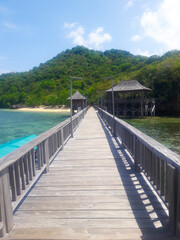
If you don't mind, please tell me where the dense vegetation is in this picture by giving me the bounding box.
[0,46,179,115]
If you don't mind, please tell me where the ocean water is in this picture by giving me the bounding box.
[0,109,69,145]
[125,117,180,155]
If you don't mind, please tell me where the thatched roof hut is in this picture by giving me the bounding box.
[105,80,154,117]
[67,91,87,114]
[106,80,151,93]
[67,91,86,100]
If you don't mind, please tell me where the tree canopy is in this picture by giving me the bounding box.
[0,46,179,115]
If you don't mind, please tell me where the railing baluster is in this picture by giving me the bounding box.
[9,165,17,201]
[45,139,49,173]
[160,159,165,196]
[28,152,33,181]
[61,128,64,150]
[151,153,156,185]
[167,164,177,234]
[0,168,13,235]
[40,142,43,166]
[24,154,29,185]
[176,172,180,236]
[14,161,21,195]
[156,157,160,191]
[37,144,41,170]
[19,157,25,190]
[31,149,36,177]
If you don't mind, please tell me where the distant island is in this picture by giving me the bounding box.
[0,46,179,115]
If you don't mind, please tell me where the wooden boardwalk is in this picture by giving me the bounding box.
[5,108,172,239]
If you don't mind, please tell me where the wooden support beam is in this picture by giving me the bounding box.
[0,168,13,236]
[167,164,177,235]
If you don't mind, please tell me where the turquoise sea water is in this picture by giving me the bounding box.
[0,109,69,145]
[125,117,180,155]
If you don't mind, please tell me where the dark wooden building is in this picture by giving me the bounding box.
[106,80,155,117]
[67,91,87,115]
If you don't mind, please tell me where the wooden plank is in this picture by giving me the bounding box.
[34,183,151,190]
[5,227,171,240]
[28,187,162,198]
[14,209,168,219]
[35,178,147,186]
[9,218,169,229]
[18,197,167,211]
[19,194,165,205]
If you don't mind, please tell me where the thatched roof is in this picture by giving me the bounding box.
[67,91,86,100]
[106,80,151,93]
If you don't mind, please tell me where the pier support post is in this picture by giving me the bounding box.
[60,128,64,150]
[45,139,49,173]
[0,168,13,236]
[167,164,178,235]
[176,171,180,237]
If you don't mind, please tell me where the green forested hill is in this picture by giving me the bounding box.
[0,46,180,115]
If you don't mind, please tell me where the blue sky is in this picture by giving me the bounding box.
[0,0,180,74]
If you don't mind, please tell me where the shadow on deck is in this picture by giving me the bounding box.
[97,112,173,240]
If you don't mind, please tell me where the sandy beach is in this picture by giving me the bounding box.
[14,106,70,113]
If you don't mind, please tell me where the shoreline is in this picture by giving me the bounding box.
[1,107,70,113]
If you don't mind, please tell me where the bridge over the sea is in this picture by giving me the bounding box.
[0,107,180,239]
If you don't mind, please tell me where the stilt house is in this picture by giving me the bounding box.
[67,91,87,115]
[106,80,155,117]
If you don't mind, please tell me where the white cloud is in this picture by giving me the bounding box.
[64,23,112,50]
[63,22,77,29]
[67,26,86,46]
[68,26,85,38]
[125,0,134,10]
[131,34,142,42]
[140,0,180,50]
[2,21,17,30]
[135,49,151,57]
[134,48,165,57]
[88,27,112,49]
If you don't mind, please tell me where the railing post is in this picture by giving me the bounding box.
[176,171,180,237]
[9,165,17,201]
[45,139,50,173]
[167,164,177,235]
[134,136,139,172]
[60,128,64,150]
[0,168,13,236]
[113,118,116,137]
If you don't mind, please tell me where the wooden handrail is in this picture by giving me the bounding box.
[98,107,180,237]
[0,107,88,237]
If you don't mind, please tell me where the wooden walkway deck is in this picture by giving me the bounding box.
[5,108,172,239]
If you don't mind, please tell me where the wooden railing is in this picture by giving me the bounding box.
[0,107,88,237]
[98,108,180,237]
